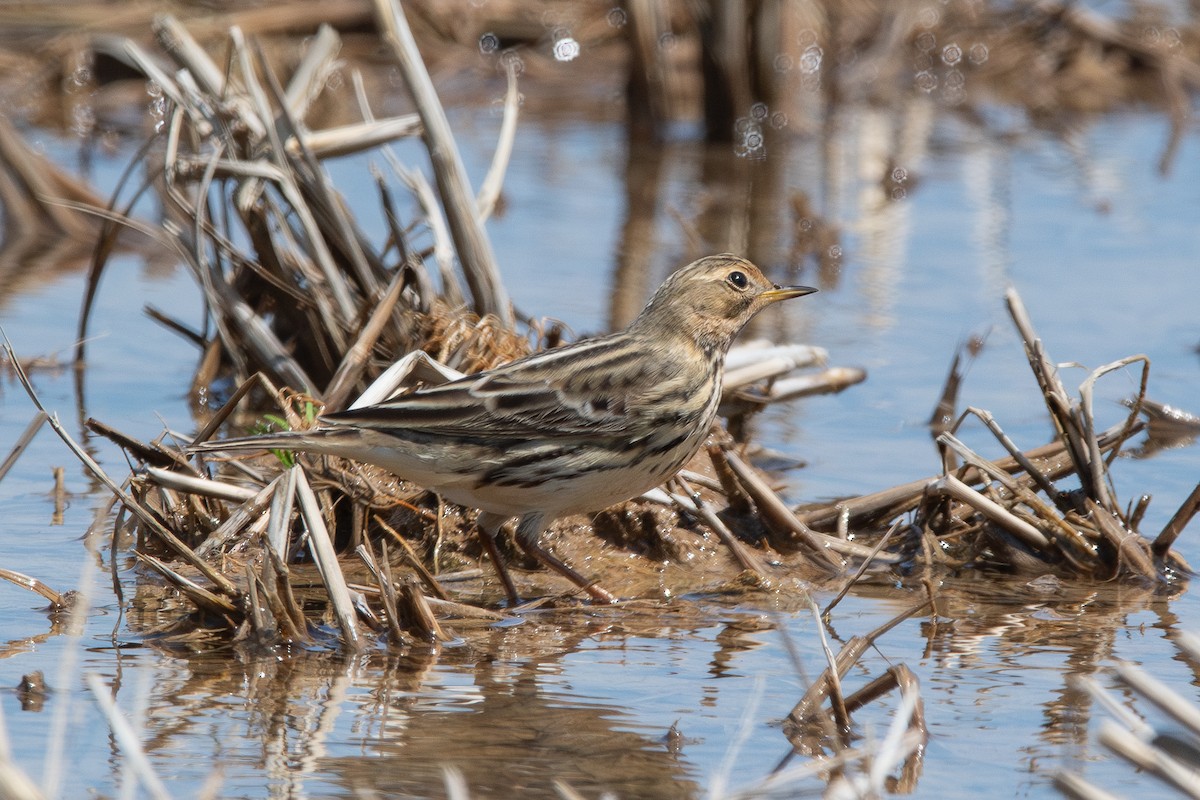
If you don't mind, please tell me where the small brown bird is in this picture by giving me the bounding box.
[196,254,816,603]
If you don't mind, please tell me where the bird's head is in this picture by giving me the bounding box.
[632,254,817,354]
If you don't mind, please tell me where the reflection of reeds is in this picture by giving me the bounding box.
[784,600,929,794]
[0,114,113,306]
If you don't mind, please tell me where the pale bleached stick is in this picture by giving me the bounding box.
[143,464,258,503]
[294,467,362,650]
[267,466,298,559]
[288,116,422,158]
[476,57,520,221]
[929,474,1050,549]
[284,23,342,120]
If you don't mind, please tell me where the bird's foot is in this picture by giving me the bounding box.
[475,525,521,607]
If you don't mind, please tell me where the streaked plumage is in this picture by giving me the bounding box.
[196,254,816,603]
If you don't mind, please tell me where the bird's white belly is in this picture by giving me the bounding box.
[439,447,683,519]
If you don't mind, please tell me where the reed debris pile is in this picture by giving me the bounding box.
[798,288,1195,588]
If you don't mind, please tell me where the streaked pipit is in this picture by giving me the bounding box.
[196,254,816,604]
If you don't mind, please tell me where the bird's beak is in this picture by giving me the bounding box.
[760,285,818,304]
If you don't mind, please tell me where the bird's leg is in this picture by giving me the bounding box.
[475,512,520,607]
[514,514,617,604]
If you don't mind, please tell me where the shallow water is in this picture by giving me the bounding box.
[1,93,1198,798]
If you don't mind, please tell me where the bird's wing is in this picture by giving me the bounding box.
[320,335,666,440]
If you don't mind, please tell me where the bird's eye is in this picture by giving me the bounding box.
[727,271,748,290]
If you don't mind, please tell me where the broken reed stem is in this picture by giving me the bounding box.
[85,418,195,472]
[930,474,1050,549]
[245,560,271,638]
[950,406,1062,503]
[789,601,930,727]
[1010,306,1086,461]
[294,466,362,649]
[192,372,282,447]
[4,339,238,597]
[939,430,1098,561]
[134,552,239,617]
[155,15,239,124]
[1087,499,1156,580]
[373,514,450,600]
[261,538,309,641]
[801,420,1137,532]
[252,35,383,300]
[671,475,765,576]
[1004,287,1145,515]
[360,540,406,643]
[372,0,512,327]
[51,467,65,525]
[144,465,257,503]
[266,466,298,558]
[1077,354,1150,513]
[721,450,845,571]
[475,57,519,222]
[397,165,462,307]
[193,477,280,557]
[1155,481,1200,558]
[0,568,70,608]
[398,579,447,642]
[821,522,901,619]
[809,600,852,744]
[323,267,408,410]
[283,23,340,120]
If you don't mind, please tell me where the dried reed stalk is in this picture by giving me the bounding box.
[373,0,512,326]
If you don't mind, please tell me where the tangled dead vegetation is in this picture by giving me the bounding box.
[800,291,1196,589]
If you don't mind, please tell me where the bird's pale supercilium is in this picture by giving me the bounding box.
[195,254,817,604]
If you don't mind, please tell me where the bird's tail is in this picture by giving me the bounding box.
[190,430,320,456]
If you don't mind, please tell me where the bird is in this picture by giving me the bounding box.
[194,254,816,604]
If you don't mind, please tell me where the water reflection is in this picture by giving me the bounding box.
[89,571,1188,798]
[913,576,1185,779]
[107,609,728,798]
[340,655,696,799]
